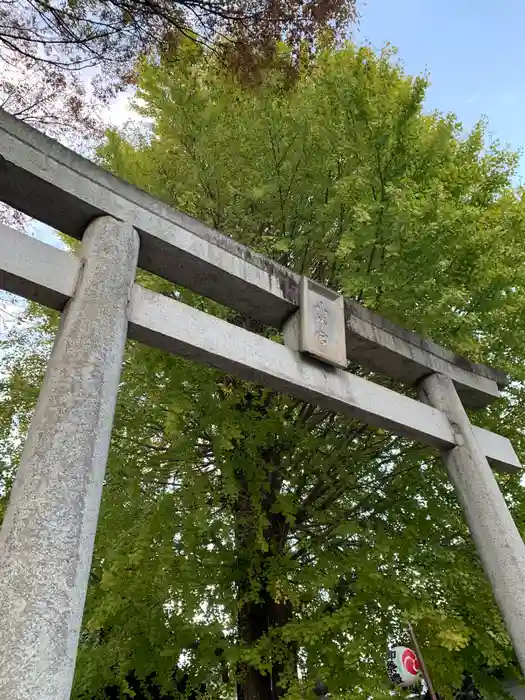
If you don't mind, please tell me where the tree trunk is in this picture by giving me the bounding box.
[235,470,273,700]
[237,582,295,700]
[269,595,296,699]
[234,459,297,700]
[237,594,273,700]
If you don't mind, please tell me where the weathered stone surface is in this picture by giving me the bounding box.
[128,285,520,471]
[420,373,525,675]
[345,300,505,408]
[0,216,139,700]
[0,221,79,310]
[298,277,347,368]
[0,108,508,406]
[0,228,518,470]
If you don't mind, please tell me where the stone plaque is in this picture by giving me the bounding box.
[299,277,347,368]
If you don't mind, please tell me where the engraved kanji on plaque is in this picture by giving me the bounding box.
[314,300,329,347]
[299,277,347,368]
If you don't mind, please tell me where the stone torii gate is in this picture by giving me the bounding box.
[0,109,524,700]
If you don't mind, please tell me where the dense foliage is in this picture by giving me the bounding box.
[2,41,525,699]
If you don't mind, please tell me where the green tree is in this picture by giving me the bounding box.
[0,0,355,137]
[2,41,525,700]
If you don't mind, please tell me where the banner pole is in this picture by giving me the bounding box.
[408,622,438,700]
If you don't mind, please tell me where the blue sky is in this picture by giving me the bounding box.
[356,0,525,179]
